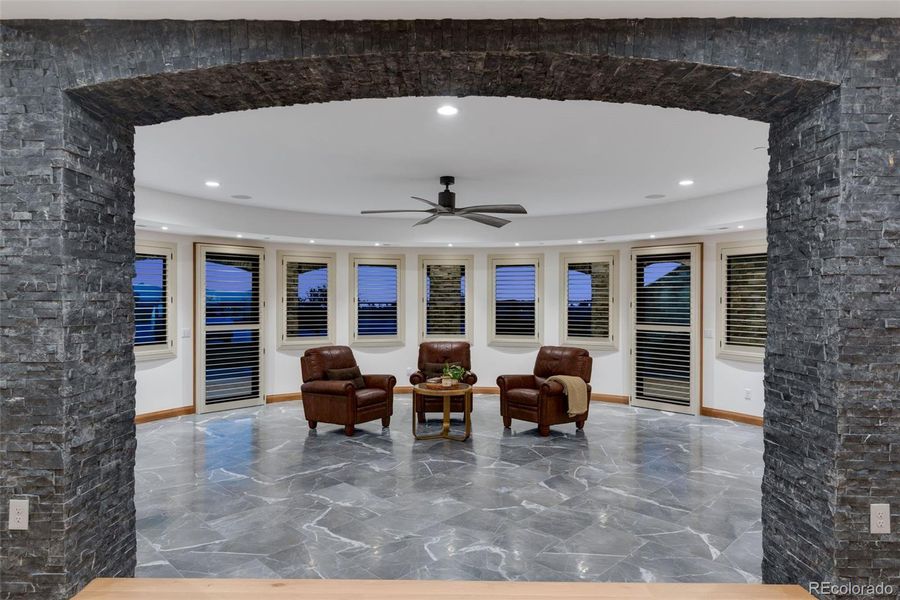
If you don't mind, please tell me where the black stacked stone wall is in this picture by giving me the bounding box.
[0,17,897,600]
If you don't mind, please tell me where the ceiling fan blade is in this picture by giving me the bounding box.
[360,209,433,214]
[459,213,511,228]
[457,204,528,215]
[413,214,441,226]
[411,196,438,207]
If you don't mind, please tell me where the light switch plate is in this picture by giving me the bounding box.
[871,503,890,534]
[9,499,29,530]
[703,329,714,339]
[181,328,191,339]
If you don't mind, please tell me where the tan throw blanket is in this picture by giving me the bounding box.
[547,375,589,417]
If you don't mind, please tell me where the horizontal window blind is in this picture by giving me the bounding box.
[134,252,169,347]
[357,263,399,337]
[635,253,692,326]
[425,263,467,336]
[725,252,767,348]
[566,260,611,339]
[205,252,261,326]
[204,329,260,404]
[285,261,329,339]
[494,263,537,337]
[634,330,691,407]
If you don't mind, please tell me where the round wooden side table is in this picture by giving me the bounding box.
[411,383,473,441]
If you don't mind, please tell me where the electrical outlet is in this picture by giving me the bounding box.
[8,499,29,531]
[406,366,414,376]
[871,503,891,534]
[744,388,752,401]
[181,328,191,339]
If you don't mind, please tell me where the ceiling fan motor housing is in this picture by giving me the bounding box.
[438,175,456,209]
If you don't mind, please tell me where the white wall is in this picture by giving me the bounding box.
[134,230,765,417]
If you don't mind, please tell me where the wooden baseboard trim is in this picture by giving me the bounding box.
[700,406,763,426]
[473,386,500,395]
[134,406,194,424]
[592,393,630,405]
[266,392,302,404]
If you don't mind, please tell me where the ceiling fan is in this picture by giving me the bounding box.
[360,176,527,228]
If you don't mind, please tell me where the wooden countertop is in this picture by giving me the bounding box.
[74,578,813,599]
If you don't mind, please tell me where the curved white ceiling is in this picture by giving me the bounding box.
[135,96,769,230]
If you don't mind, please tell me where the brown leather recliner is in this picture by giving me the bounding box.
[409,342,478,423]
[497,346,592,436]
[300,345,396,436]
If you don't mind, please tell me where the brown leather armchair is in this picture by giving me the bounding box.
[409,342,478,423]
[497,346,592,436]
[300,345,396,436]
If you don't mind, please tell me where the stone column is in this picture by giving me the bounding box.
[763,50,900,591]
[0,25,138,600]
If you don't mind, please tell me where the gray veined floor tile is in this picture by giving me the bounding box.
[136,395,763,582]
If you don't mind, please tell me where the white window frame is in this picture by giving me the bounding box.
[488,253,543,346]
[419,255,474,343]
[559,250,619,350]
[277,250,336,350]
[717,241,767,362]
[350,253,405,346]
[133,240,177,360]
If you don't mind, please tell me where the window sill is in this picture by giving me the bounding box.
[351,338,405,348]
[561,338,617,352]
[278,337,334,351]
[717,346,764,363]
[135,347,177,362]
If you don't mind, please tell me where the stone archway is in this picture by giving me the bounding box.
[1,18,897,600]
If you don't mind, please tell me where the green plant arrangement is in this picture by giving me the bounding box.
[442,363,466,382]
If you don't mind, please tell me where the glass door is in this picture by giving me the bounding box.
[630,244,701,415]
[195,244,265,414]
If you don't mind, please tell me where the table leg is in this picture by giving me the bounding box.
[441,395,451,436]
[463,390,472,440]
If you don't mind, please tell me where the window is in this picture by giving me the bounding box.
[560,251,618,349]
[717,242,767,361]
[419,255,473,342]
[277,251,335,349]
[351,254,404,345]
[133,241,176,360]
[488,254,542,345]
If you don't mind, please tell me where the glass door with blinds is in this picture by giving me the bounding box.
[195,244,265,414]
[630,244,701,415]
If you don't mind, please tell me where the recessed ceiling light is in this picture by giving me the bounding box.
[236,234,243,238]
[205,180,220,188]
[437,105,458,116]
[161,226,168,230]
[645,194,666,200]
[577,240,583,244]
[309,239,316,244]
[447,243,453,247]
[514,242,520,247]
[650,234,657,239]
[678,179,694,187]
[374,242,381,246]
[737,225,745,229]
[231,194,252,200]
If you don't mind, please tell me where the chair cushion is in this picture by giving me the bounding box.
[506,388,540,407]
[355,388,388,407]
[327,366,365,389]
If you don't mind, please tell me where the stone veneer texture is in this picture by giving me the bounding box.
[0,17,897,600]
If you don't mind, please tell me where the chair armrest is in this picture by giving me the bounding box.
[363,374,397,391]
[409,371,426,385]
[540,379,565,395]
[301,380,354,395]
[463,372,478,386]
[497,374,536,391]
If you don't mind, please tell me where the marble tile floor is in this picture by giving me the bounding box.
[135,395,764,583]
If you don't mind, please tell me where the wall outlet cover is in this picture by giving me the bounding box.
[871,503,890,534]
[8,498,29,531]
